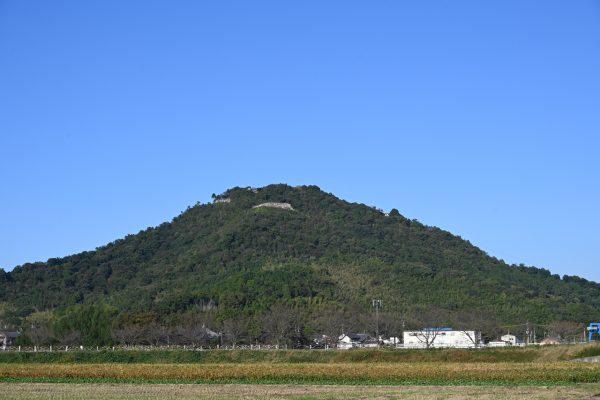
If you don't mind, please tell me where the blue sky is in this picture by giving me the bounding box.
[1,1,599,281]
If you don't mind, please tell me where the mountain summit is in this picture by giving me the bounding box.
[1,184,599,327]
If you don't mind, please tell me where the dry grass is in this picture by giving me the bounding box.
[2,382,600,399]
[1,362,600,384]
[2,343,599,365]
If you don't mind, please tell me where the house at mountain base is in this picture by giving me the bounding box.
[337,333,379,349]
[0,331,19,349]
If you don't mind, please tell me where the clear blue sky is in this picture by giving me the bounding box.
[1,1,599,282]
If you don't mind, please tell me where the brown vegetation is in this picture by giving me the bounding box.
[1,362,600,384]
[2,383,600,400]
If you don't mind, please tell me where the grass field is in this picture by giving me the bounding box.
[1,362,600,385]
[2,345,600,399]
[1,343,599,364]
[2,383,600,400]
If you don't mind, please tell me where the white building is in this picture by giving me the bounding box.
[337,333,378,349]
[383,336,401,346]
[500,334,523,346]
[403,328,481,348]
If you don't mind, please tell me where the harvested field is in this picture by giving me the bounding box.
[2,362,600,385]
[2,382,600,399]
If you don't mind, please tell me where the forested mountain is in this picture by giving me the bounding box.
[1,184,598,345]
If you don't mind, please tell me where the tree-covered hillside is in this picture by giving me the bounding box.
[1,184,598,344]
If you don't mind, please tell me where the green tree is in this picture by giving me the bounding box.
[56,304,115,345]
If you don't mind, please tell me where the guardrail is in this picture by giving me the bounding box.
[0,341,591,352]
[0,344,309,352]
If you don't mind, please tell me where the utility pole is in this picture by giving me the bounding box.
[525,321,530,346]
[401,319,405,347]
[372,299,382,345]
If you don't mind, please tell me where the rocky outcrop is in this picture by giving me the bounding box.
[213,198,231,204]
[252,202,294,211]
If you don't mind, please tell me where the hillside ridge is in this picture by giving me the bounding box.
[1,184,598,344]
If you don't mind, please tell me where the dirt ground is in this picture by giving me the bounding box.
[2,383,600,400]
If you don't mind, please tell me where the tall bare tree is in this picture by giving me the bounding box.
[144,321,174,346]
[452,308,497,347]
[411,328,442,349]
[222,316,249,347]
[547,321,584,342]
[111,324,148,345]
[172,311,216,346]
[314,306,346,347]
[262,304,293,347]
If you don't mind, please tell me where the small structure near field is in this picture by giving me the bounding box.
[383,336,401,346]
[403,328,481,349]
[337,333,378,349]
[500,334,523,346]
[588,322,600,342]
[0,331,19,350]
[540,337,561,346]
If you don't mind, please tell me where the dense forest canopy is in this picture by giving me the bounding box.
[1,184,598,345]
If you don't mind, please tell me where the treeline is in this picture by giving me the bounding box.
[6,303,587,348]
